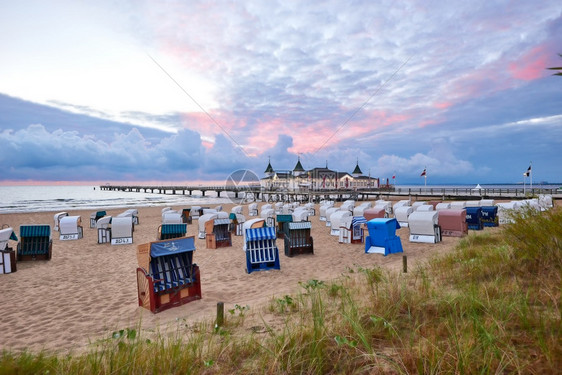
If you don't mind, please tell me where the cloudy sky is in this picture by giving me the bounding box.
[1,0,561,185]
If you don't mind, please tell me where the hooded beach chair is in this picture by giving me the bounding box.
[353,202,372,217]
[330,210,351,236]
[158,223,187,240]
[392,200,410,214]
[465,206,483,230]
[435,202,452,211]
[260,208,276,228]
[394,206,414,228]
[111,216,133,245]
[1,227,18,274]
[374,200,392,215]
[325,207,341,227]
[339,216,367,244]
[364,218,403,256]
[465,201,481,207]
[363,207,388,221]
[162,211,183,224]
[284,221,313,257]
[198,213,218,239]
[480,205,499,227]
[412,202,429,211]
[276,214,293,239]
[538,194,553,211]
[231,205,243,215]
[53,212,68,232]
[416,204,434,212]
[205,217,232,249]
[438,209,468,237]
[59,216,83,240]
[450,201,467,209]
[496,201,522,225]
[136,236,201,313]
[304,203,315,216]
[243,222,280,274]
[181,208,192,224]
[190,206,202,219]
[292,207,309,222]
[119,209,139,225]
[230,213,246,236]
[17,224,52,261]
[89,210,107,228]
[408,211,441,243]
[96,216,112,244]
[248,203,258,216]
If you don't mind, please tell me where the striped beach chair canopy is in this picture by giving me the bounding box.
[20,224,51,238]
[246,226,276,242]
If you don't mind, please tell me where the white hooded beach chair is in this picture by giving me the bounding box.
[111,216,133,245]
[330,210,351,236]
[232,213,246,235]
[231,205,243,215]
[450,201,467,209]
[325,207,341,227]
[248,203,258,216]
[480,199,495,207]
[89,210,107,228]
[416,204,434,212]
[198,213,218,239]
[393,200,410,213]
[59,216,83,240]
[394,206,414,228]
[304,203,316,216]
[465,201,481,207]
[53,212,68,232]
[412,202,428,211]
[408,211,441,243]
[190,206,202,219]
[374,200,392,215]
[353,202,372,217]
[118,209,139,225]
[435,202,451,211]
[260,208,276,228]
[341,200,355,212]
[0,227,18,274]
[538,194,553,211]
[162,211,183,224]
[96,216,112,244]
[292,207,309,222]
[496,201,523,224]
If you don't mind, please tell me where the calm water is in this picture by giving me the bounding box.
[0,185,232,214]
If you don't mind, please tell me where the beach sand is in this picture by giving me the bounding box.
[0,201,500,354]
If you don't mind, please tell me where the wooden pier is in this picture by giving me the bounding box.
[100,184,561,202]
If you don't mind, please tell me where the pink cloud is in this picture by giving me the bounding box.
[509,45,550,81]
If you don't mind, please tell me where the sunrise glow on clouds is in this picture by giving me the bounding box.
[0,0,561,184]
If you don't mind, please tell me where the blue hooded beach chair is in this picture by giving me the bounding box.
[364,218,403,255]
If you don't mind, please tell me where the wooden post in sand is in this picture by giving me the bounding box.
[403,255,407,273]
[216,302,225,327]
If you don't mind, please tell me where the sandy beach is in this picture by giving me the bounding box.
[0,201,499,354]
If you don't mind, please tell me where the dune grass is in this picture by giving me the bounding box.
[1,206,560,374]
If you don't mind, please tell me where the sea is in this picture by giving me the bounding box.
[1,183,559,214]
[0,185,232,214]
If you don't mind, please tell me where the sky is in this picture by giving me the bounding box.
[1,0,561,185]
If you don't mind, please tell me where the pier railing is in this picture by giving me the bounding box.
[100,184,560,201]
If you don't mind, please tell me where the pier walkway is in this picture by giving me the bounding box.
[99,184,561,202]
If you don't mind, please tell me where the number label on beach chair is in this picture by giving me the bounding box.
[60,234,79,241]
[112,237,133,245]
